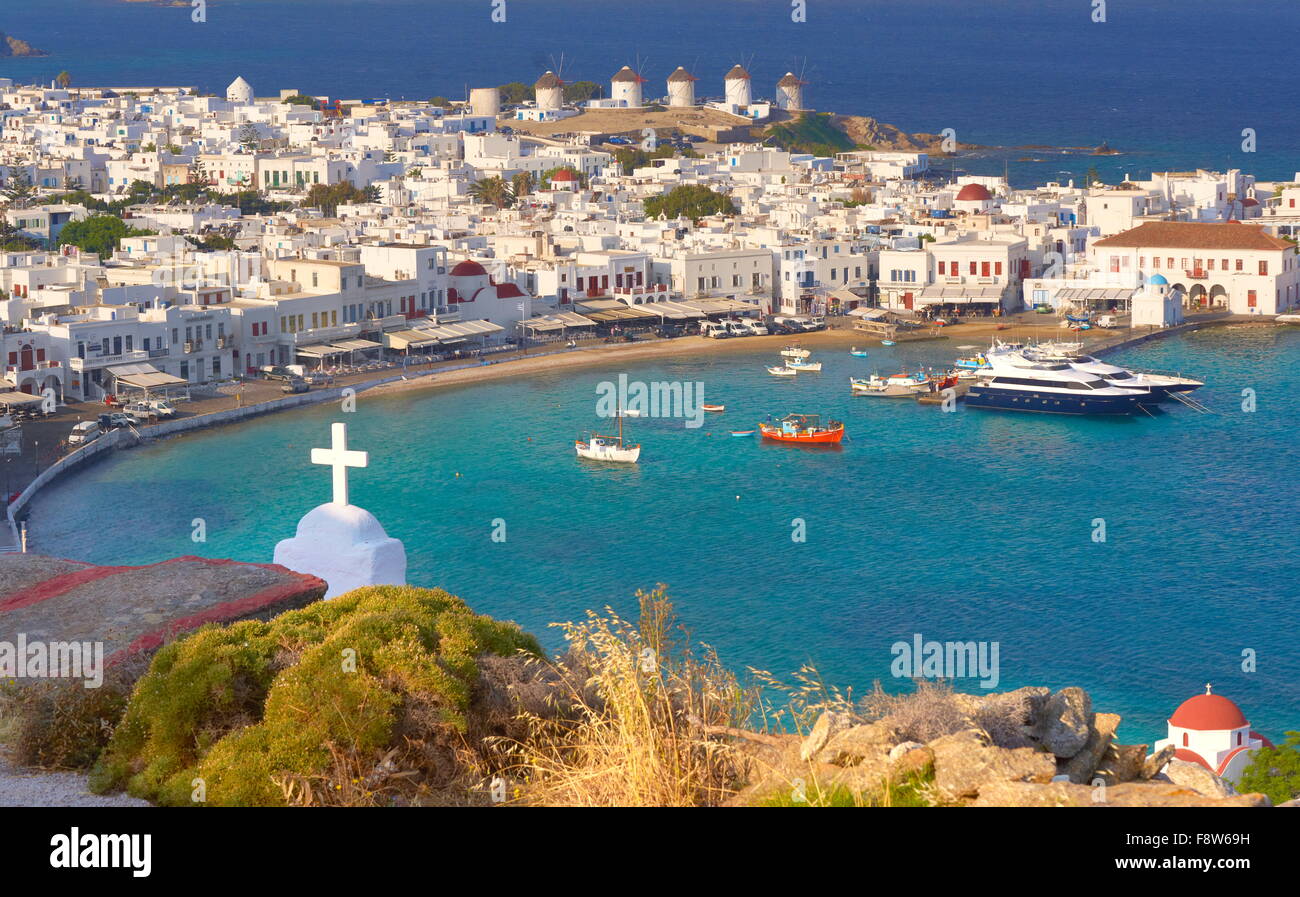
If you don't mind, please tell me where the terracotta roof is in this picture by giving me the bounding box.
[1094,221,1293,251]
[1169,693,1249,731]
[725,65,751,80]
[955,183,992,202]
[550,168,578,181]
[535,71,563,89]
[450,259,487,277]
[667,67,698,83]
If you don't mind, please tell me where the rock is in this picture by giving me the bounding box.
[1062,712,1121,784]
[1277,798,1300,807]
[1032,687,1092,759]
[0,553,327,668]
[1163,757,1236,798]
[973,779,1270,808]
[820,721,898,765]
[1096,743,1148,784]
[890,744,934,779]
[0,33,48,58]
[930,728,1057,802]
[800,711,852,762]
[889,740,924,761]
[1141,744,1176,779]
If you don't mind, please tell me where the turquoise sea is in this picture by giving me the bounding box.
[25,326,1300,745]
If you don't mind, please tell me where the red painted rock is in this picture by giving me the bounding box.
[0,554,327,665]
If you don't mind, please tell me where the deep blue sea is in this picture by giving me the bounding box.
[26,327,1300,745]
[7,0,1300,187]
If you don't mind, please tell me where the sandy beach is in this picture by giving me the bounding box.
[362,317,1120,400]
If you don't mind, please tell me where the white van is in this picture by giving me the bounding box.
[68,420,101,445]
[744,320,770,336]
[725,320,751,337]
[700,321,730,339]
[1095,314,1121,329]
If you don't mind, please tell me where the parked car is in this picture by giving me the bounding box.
[68,420,102,445]
[98,412,134,429]
[122,402,158,423]
[146,399,177,418]
[1095,314,1120,328]
[281,378,310,394]
[306,373,335,386]
[260,365,297,381]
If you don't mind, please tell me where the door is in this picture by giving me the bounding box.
[903,292,914,310]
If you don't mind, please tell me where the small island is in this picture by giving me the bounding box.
[0,31,49,57]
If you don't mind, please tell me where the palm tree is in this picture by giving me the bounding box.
[56,71,71,90]
[468,176,514,209]
[511,171,534,200]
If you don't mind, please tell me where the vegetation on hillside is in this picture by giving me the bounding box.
[89,586,542,806]
[57,215,157,256]
[1239,731,1300,804]
[763,112,860,157]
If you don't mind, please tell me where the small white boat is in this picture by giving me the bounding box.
[849,375,924,398]
[768,365,798,377]
[576,411,641,463]
[780,346,811,359]
[785,360,822,372]
[881,339,896,346]
[617,408,644,417]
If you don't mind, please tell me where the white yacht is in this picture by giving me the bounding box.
[1023,341,1203,402]
[965,352,1150,415]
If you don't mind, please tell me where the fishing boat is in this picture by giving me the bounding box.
[850,348,869,357]
[881,339,896,346]
[576,411,641,463]
[767,365,798,377]
[954,352,990,371]
[785,359,822,372]
[850,375,924,398]
[702,404,726,412]
[730,429,756,437]
[759,413,845,444]
[780,346,811,359]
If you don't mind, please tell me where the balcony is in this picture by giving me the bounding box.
[612,284,668,298]
[69,349,148,371]
[1186,269,1208,280]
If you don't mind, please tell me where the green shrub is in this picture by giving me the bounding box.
[89,586,541,806]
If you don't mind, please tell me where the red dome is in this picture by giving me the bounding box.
[955,183,992,202]
[550,169,578,182]
[1242,198,1260,207]
[450,259,487,277]
[1169,694,1248,731]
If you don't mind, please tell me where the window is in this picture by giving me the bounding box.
[1153,257,1161,269]
[938,261,946,275]
[969,261,977,275]
[1247,290,1257,307]
[1182,732,1189,747]
[1259,260,1268,276]
[1236,259,1244,271]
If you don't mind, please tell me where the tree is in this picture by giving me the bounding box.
[188,158,211,187]
[497,82,534,105]
[302,182,369,216]
[643,185,736,221]
[56,71,71,90]
[56,214,156,257]
[467,176,514,209]
[62,175,84,192]
[1,169,36,209]
[511,171,534,200]
[563,80,602,104]
[1239,731,1300,805]
[281,94,317,106]
[540,165,585,190]
[0,217,40,251]
[238,123,260,153]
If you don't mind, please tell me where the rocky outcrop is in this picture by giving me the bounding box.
[1033,687,1092,758]
[0,553,327,666]
[0,33,49,57]
[834,115,976,155]
[728,686,1276,807]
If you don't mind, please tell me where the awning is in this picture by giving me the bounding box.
[680,297,759,315]
[415,319,504,341]
[828,287,867,306]
[638,301,705,320]
[1055,288,1133,305]
[383,329,441,350]
[847,306,887,318]
[331,338,381,351]
[915,285,1004,306]
[107,363,188,390]
[521,311,597,332]
[575,299,659,322]
[0,391,45,407]
[295,343,346,358]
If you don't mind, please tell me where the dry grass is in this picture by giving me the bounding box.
[498,586,755,806]
[861,679,1031,748]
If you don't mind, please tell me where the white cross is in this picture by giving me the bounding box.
[1205,682,1213,696]
[311,422,367,506]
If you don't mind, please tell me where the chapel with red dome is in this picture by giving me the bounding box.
[1153,685,1271,785]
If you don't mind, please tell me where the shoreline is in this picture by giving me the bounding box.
[4,313,1279,550]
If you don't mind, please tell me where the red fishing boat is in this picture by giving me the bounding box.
[758,413,845,444]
